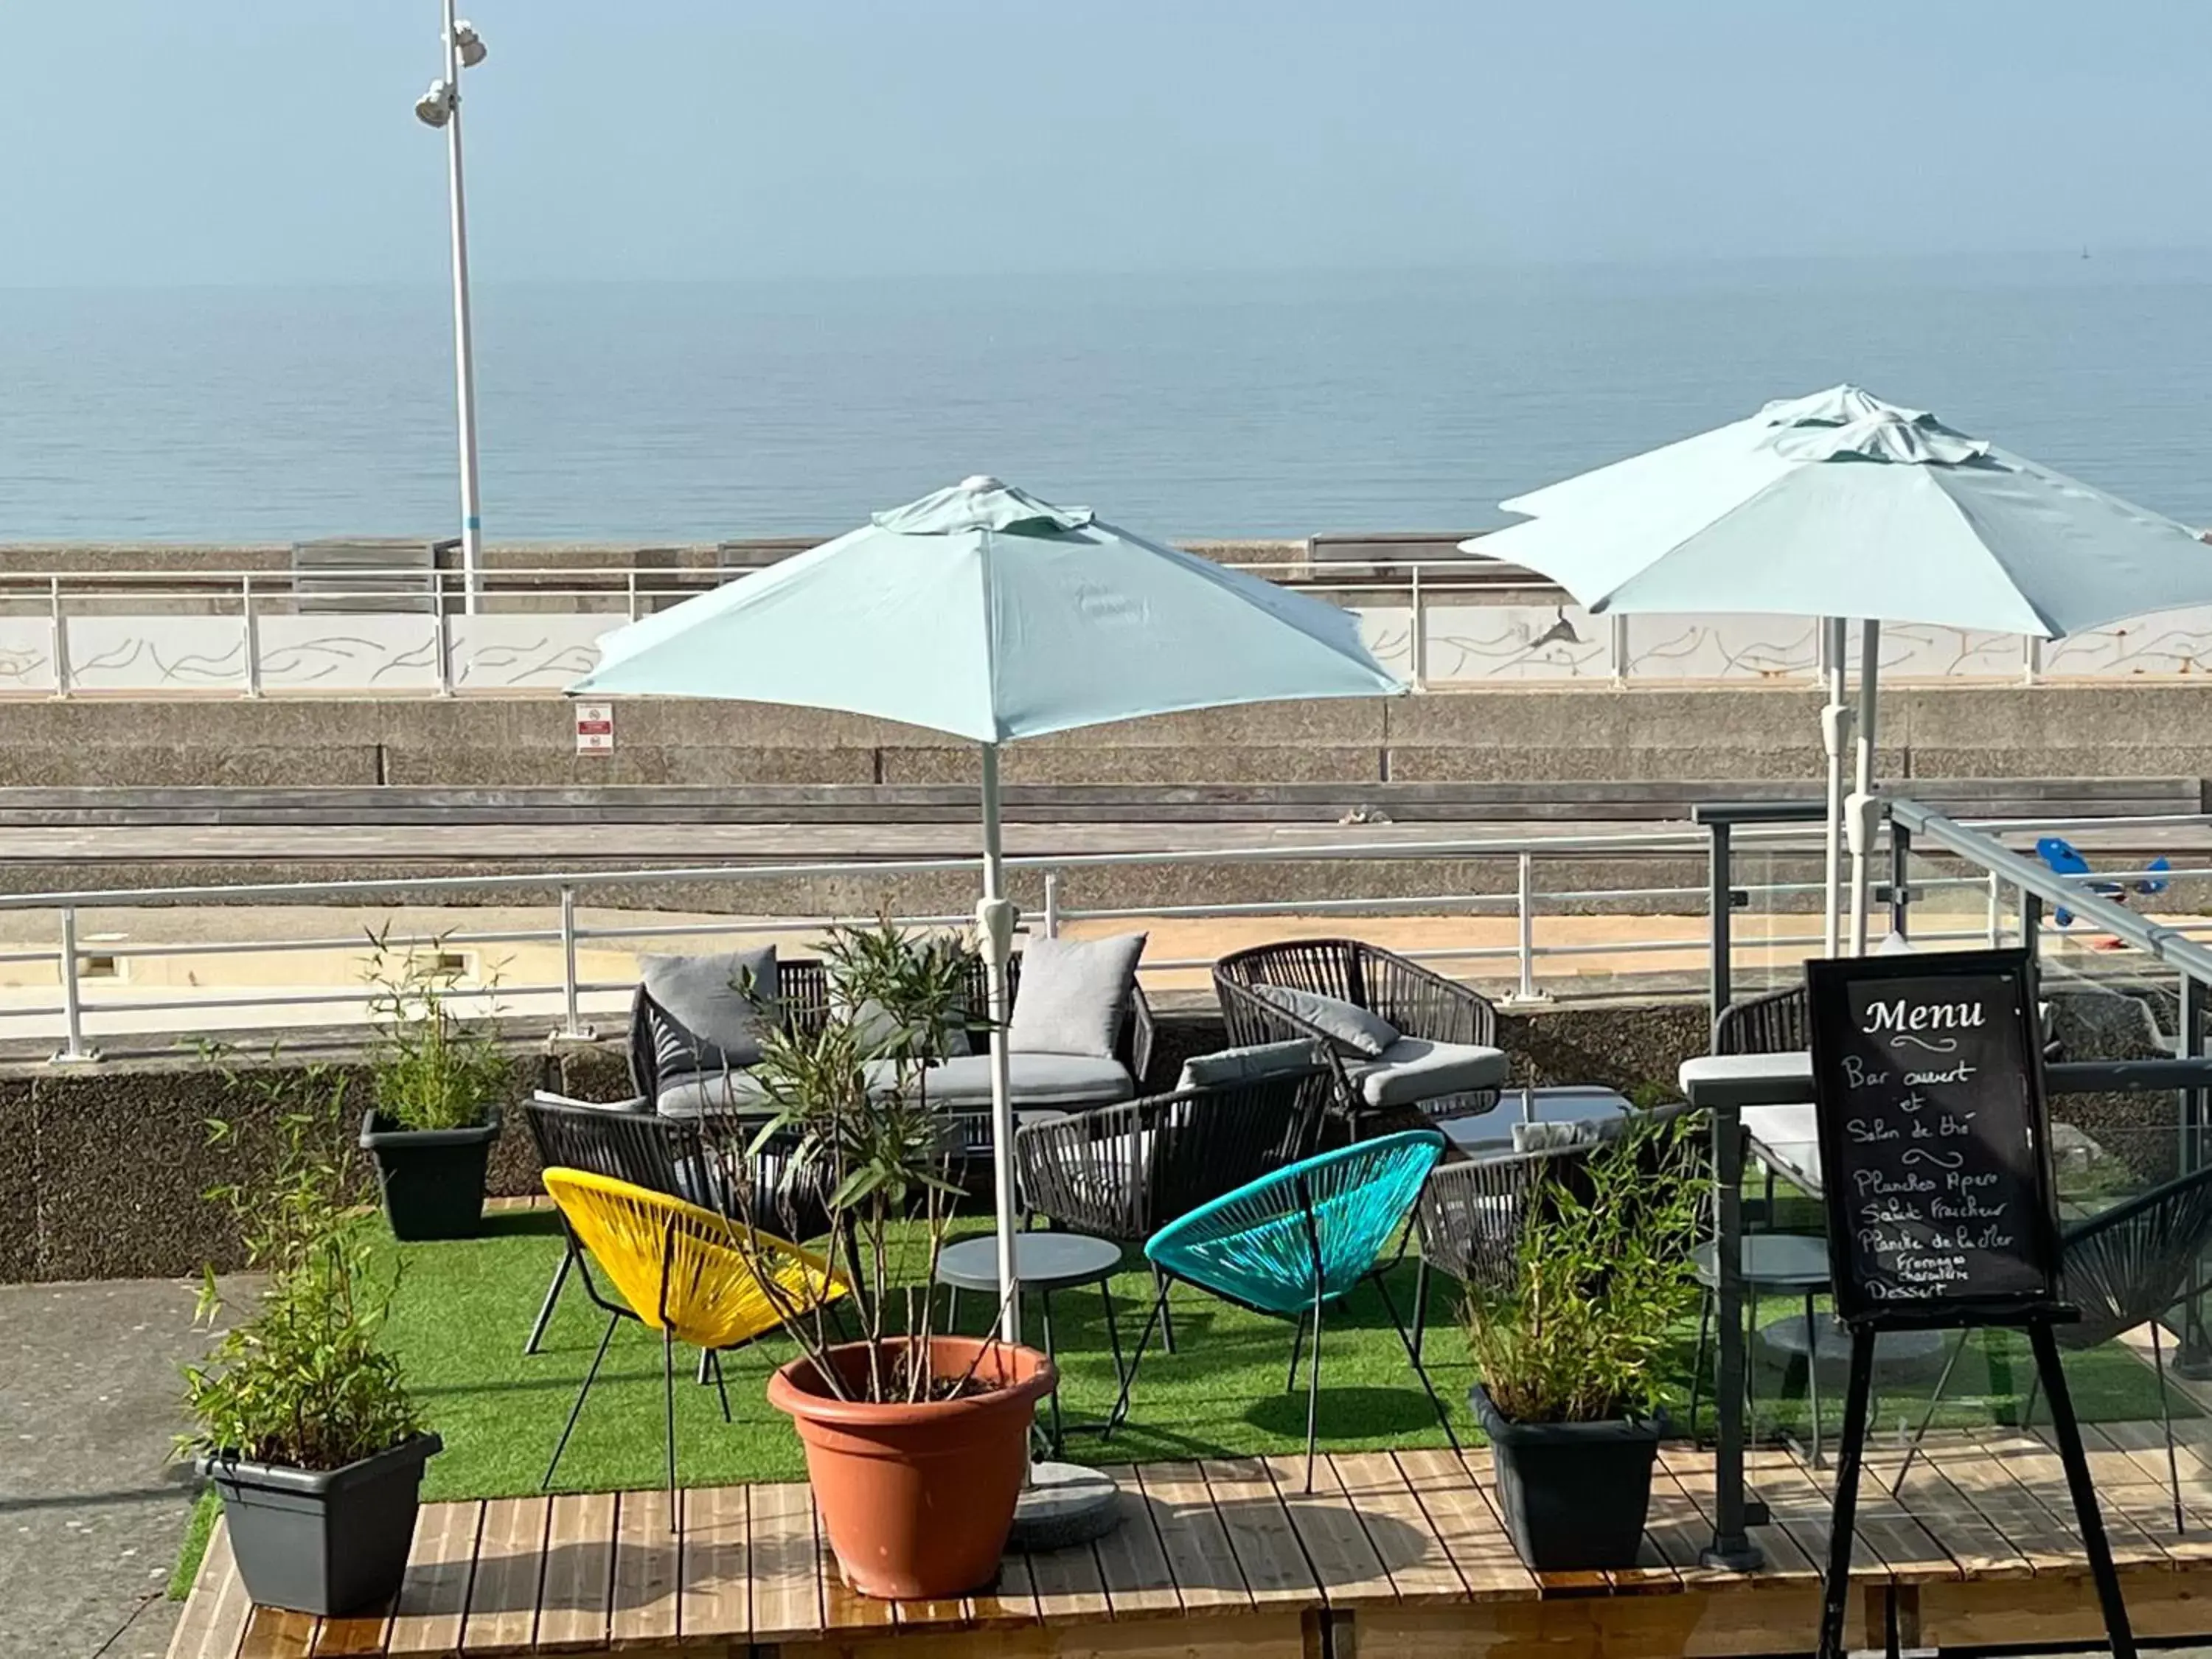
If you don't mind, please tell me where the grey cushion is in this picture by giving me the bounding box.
[654,1068,771,1121]
[1352,1037,1509,1108]
[1512,1116,1632,1154]
[868,1051,1134,1109]
[1005,934,1146,1059]
[641,947,779,1075]
[1252,984,1399,1058]
[1177,1038,1329,1093]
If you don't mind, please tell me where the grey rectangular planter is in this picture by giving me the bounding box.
[198,1432,442,1615]
[1471,1383,1660,1571]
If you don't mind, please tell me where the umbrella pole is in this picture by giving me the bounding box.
[1846,621,1881,955]
[1821,619,1848,959]
[977,742,1023,1349]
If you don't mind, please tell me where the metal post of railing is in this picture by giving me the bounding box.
[48,575,69,700]
[434,570,454,697]
[2023,635,2042,685]
[1708,820,1733,1026]
[1610,614,1630,685]
[2180,972,2212,1377]
[626,569,640,622]
[1408,565,1427,690]
[557,885,585,1038]
[2021,889,2043,965]
[52,906,94,1062]
[1887,820,1913,943]
[1506,850,1549,1004]
[240,574,262,698]
[1986,870,2004,947]
[1042,871,1062,939]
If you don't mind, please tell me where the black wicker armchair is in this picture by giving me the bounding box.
[1214,939,1504,1138]
[1892,1163,2212,1530]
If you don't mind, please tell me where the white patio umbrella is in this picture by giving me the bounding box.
[573,476,1403,1346]
[1464,386,2212,955]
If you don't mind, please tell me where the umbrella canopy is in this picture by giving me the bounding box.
[574,476,1402,1360]
[584,477,1399,739]
[1465,386,2212,956]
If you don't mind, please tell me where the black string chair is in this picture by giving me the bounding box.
[1213,939,1500,1139]
[1892,1163,2212,1531]
[1015,1052,1336,1378]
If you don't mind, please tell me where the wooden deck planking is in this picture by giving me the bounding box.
[1655,1444,1822,1580]
[309,1604,394,1659]
[462,1495,552,1655]
[167,1519,248,1659]
[606,1489,680,1649]
[745,1481,821,1641]
[2067,1427,2212,1558]
[1972,1432,2180,1569]
[817,1497,898,1633]
[386,1500,482,1659]
[1638,1467,1742,1586]
[1197,1458,1323,1609]
[537,1490,619,1653]
[963,1551,1040,1629]
[1260,1453,1399,1607]
[1025,1539,1113,1626]
[1739,1447,1893,1582]
[1391,1447,1539,1601]
[1091,1465,1187,1619]
[1130,1461,1253,1613]
[236,1608,319,1659]
[1322,1452,1470,1604]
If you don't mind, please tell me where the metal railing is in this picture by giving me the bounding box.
[0,560,2191,695]
[12,805,2211,1061]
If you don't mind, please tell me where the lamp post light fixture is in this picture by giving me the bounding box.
[414,5,487,615]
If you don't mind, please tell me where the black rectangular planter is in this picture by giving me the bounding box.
[360,1104,501,1241]
[1471,1382,1660,1571]
[198,1433,442,1615]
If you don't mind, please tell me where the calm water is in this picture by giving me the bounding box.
[2,253,2208,543]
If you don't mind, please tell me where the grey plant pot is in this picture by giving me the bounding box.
[1471,1382,1661,1571]
[360,1102,501,1241]
[198,1433,442,1615]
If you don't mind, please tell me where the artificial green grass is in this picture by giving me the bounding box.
[168,1487,220,1601]
[376,1208,2191,1503]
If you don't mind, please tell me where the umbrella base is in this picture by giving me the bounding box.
[1006,1461,1121,1551]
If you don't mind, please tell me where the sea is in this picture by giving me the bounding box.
[2,249,2209,544]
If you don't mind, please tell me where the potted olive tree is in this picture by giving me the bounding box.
[1464,1113,1704,1571]
[749,919,1055,1601]
[182,1066,440,1615]
[357,931,513,1240]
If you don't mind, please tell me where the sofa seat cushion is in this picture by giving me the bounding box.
[1351,1039,1509,1108]
[655,1069,771,1120]
[868,1051,1135,1110]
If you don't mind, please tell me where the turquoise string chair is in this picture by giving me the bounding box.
[1130,1129,1450,1489]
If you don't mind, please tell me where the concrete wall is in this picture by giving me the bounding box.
[0,681,2205,790]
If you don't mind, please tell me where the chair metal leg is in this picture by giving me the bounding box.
[1304,1287,1325,1495]
[708,1349,732,1424]
[1286,1308,1307,1394]
[1411,1256,1430,1366]
[663,1326,679,1529]
[543,1311,619,1491]
[525,1248,575,1356]
[2020,1366,2042,1430]
[1374,1268,1460,1451]
[1154,1265,1178,1356]
[1104,1279,1169,1436]
[1745,1284,1760,1442]
[1040,1290,1064,1458]
[1804,1290,1824,1470]
[1892,1329,1972,1496]
[2153,1318,2185,1535]
[1099,1273,1127,1391]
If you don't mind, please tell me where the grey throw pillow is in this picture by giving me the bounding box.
[1004,933,1147,1059]
[1512,1116,1632,1154]
[640,945,779,1077]
[1252,984,1399,1059]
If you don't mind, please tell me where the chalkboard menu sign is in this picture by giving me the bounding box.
[1807,948,2063,1329]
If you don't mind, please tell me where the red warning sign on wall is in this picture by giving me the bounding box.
[574,703,614,755]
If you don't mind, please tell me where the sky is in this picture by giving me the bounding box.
[2,2,2209,288]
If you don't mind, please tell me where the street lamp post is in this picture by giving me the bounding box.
[414,4,487,616]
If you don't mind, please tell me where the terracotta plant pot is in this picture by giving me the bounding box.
[768,1337,1056,1599]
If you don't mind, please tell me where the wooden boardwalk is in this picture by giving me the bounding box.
[171,1425,2212,1659]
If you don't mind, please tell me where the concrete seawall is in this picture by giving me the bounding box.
[0,681,2205,790]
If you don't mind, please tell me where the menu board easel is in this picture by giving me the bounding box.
[1806,948,2134,1659]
